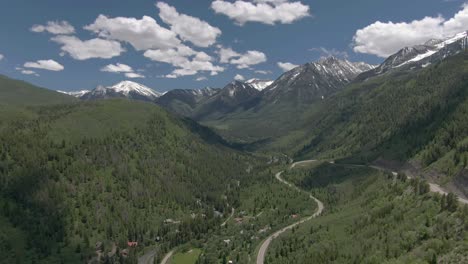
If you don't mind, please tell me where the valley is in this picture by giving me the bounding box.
[0,1,467,262]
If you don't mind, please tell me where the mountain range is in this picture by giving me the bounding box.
[1,27,468,264]
[58,31,467,148]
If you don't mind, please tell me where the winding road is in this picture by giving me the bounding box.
[160,250,174,264]
[256,160,324,264]
[255,159,468,264]
[140,159,467,264]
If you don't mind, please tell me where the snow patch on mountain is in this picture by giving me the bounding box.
[58,90,90,97]
[245,79,273,91]
[109,81,162,98]
[63,80,163,101]
[375,31,468,74]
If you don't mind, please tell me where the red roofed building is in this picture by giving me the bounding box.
[127,241,138,247]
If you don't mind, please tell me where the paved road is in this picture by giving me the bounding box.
[138,249,157,264]
[256,160,324,264]
[369,164,468,205]
[138,248,174,264]
[290,160,317,169]
[160,250,174,264]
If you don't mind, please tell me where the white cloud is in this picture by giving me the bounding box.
[255,70,272,74]
[253,0,288,3]
[144,45,195,66]
[170,60,224,77]
[196,76,207,81]
[157,2,221,47]
[230,50,267,69]
[31,21,75,34]
[234,74,245,81]
[52,35,125,60]
[101,63,133,73]
[216,46,267,68]
[0,54,3,61]
[24,59,64,71]
[16,67,39,76]
[277,61,298,71]
[353,4,468,57]
[125,72,145,78]
[22,70,39,76]
[85,15,180,51]
[144,45,224,78]
[217,47,240,63]
[101,63,144,78]
[211,0,310,25]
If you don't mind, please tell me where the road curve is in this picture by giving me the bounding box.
[369,164,468,205]
[160,250,174,264]
[256,160,324,264]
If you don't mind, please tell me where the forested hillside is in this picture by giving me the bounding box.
[266,163,468,263]
[0,90,260,263]
[0,75,75,106]
[266,52,468,191]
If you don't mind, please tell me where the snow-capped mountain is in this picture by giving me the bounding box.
[108,81,162,98]
[245,79,274,91]
[190,81,261,120]
[367,31,468,77]
[58,90,90,98]
[263,56,375,104]
[222,81,260,98]
[74,81,162,102]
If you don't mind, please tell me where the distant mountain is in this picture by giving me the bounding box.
[359,31,468,79]
[262,56,375,105]
[157,87,220,116]
[186,57,376,142]
[245,79,273,91]
[64,81,163,102]
[193,81,260,120]
[57,90,90,98]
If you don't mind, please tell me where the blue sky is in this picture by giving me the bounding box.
[0,0,466,92]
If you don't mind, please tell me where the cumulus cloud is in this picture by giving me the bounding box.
[101,63,144,78]
[230,50,267,69]
[31,21,75,34]
[24,59,64,71]
[52,35,125,60]
[277,61,298,71]
[144,45,224,78]
[217,47,241,63]
[217,46,267,68]
[125,72,145,78]
[211,0,310,25]
[101,63,133,73]
[157,2,221,47]
[144,45,196,66]
[234,74,245,81]
[353,4,468,57]
[85,15,180,51]
[196,76,207,81]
